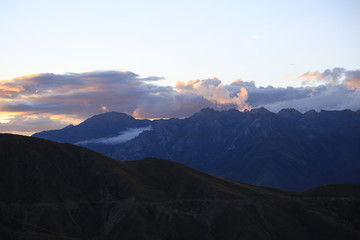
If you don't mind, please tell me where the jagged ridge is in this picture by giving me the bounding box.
[33,108,360,191]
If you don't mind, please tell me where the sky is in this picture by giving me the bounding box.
[0,0,359,135]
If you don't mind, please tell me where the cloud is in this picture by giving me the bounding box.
[0,71,230,133]
[258,85,360,112]
[101,105,109,112]
[176,78,249,111]
[298,67,347,85]
[1,68,360,135]
[344,70,360,89]
[0,70,171,117]
[224,70,360,112]
[0,113,82,136]
[226,79,311,107]
[255,68,360,112]
[75,126,152,145]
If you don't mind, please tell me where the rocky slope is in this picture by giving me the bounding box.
[1,134,360,240]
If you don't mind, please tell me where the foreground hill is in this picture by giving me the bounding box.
[34,108,360,191]
[1,134,360,240]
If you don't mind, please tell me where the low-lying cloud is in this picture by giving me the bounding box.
[1,68,360,135]
[76,126,152,145]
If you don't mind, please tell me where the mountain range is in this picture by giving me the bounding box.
[1,133,360,239]
[33,107,360,191]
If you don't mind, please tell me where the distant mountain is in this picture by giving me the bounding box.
[1,134,360,240]
[33,111,151,143]
[33,108,360,191]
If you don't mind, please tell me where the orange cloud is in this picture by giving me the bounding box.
[299,68,346,86]
[345,79,360,89]
[0,84,25,97]
[0,112,83,135]
[15,73,43,79]
[0,112,16,124]
[49,114,83,124]
[282,75,295,81]
[101,105,109,112]
[298,71,324,83]
[0,85,24,93]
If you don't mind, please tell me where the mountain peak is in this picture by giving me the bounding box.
[33,111,150,143]
[191,107,219,118]
[77,111,137,128]
[84,111,135,123]
[61,124,75,130]
[277,108,302,119]
[304,109,318,117]
[199,107,216,113]
[250,107,270,114]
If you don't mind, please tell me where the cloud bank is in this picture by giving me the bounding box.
[76,126,152,145]
[0,68,359,134]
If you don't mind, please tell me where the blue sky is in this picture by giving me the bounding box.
[1,0,359,86]
[0,0,360,134]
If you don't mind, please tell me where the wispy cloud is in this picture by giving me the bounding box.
[76,126,152,145]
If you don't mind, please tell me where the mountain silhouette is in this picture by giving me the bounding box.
[1,134,360,239]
